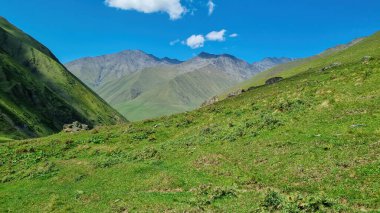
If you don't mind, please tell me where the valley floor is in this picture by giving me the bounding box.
[0,59,380,212]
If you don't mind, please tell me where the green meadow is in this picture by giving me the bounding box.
[1,31,379,211]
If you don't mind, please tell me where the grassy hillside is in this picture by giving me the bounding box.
[99,66,238,121]
[0,18,54,58]
[221,36,370,98]
[0,31,379,212]
[0,17,126,140]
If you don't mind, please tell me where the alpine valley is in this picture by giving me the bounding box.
[1,3,380,212]
[66,51,294,120]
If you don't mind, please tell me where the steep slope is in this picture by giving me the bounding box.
[1,31,379,212]
[65,50,181,89]
[0,17,126,141]
[69,51,291,121]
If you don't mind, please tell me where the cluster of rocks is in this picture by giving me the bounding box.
[321,62,342,72]
[246,86,257,92]
[227,89,244,98]
[63,121,89,133]
[201,88,249,107]
[201,96,219,107]
[265,77,284,85]
[362,56,373,64]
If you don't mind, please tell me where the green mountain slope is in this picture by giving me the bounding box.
[221,37,368,97]
[0,17,126,140]
[0,31,379,212]
[98,66,238,120]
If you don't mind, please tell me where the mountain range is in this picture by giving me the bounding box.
[66,51,294,120]
[0,17,126,140]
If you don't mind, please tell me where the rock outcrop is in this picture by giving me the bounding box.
[201,96,219,107]
[321,62,342,72]
[362,56,373,64]
[227,89,244,98]
[63,121,89,133]
[265,77,284,85]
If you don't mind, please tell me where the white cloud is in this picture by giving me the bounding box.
[207,0,215,15]
[183,29,235,49]
[169,39,180,46]
[229,33,238,38]
[206,29,226,41]
[186,35,205,49]
[105,0,186,20]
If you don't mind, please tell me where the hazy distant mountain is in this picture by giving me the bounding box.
[0,17,126,140]
[160,57,183,64]
[176,52,258,81]
[66,50,181,89]
[66,51,292,120]
[251,57,295,73]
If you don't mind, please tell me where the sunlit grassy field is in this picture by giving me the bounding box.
[1,49,379,211]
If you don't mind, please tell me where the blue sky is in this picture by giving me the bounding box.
[1,0,380,63]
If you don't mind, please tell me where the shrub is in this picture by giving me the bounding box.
[201,126,213,135]
[273,99,305,113]
[148,135,157,142]
[251,103,260,111]
[261,191,337,212]
[260,114,283,130]
[88,136,105,144]
[193,184,237,206]
[132,132,149,140]
[298,194,334,212]
[131,128,156,141]
[74,174,87,182]
[1,175,12,183]
[132,147,160,161]
[262,191,283,210]
[92,158,120,168]
[176,116,194,127]
[28,162,58,179]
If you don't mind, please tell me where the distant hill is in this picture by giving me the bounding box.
[66,51,292,120]
[0,17,126,141]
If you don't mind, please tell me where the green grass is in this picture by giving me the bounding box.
[0,17,126,140]
[1,42,379,212]
[0,136,12,142]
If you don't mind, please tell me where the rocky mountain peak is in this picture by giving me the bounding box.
[197,52,238,61]
[198,52,219,59]
[160,57,183,64]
